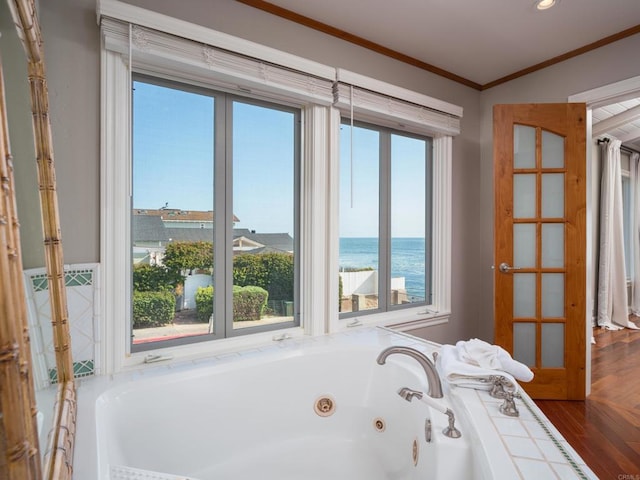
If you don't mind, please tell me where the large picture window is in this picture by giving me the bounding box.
[339,120,432,317]
[131,76,299,350]
[100,13,459,371]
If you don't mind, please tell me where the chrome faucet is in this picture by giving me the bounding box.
[376,346,444,398]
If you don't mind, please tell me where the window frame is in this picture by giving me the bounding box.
[338,119,433,319]
[99,7,458,373]
[129,75,302,353]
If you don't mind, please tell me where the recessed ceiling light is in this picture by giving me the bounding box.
[535,0,557,10]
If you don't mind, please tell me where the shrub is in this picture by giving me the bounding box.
[195,285,214,323]
[133,263,178,292]
[164,241,213,276]
[232,254,266,290]
[233,253,293,302]
[233,285,268,322]
[195,284,269,322]
[260,253,294,301]
[132,291,176,328]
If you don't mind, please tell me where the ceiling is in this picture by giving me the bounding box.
[592,98,640,152]
[239,0,640,149]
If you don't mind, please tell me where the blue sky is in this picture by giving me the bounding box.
[134,80,427,238]
[339,124,427,238]
[133,80,294,235]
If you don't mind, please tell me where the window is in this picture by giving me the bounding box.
[131,76,299,351]
[339,121,432,317]
[99,11,460,371]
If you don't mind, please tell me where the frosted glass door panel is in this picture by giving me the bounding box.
[541,323,565,368]
[542,131,565,168]
[514,323,536,367]
[514,125,536,168]
[542,273,564,317]
[514,273,536,318]
[513,174,536,218]
[514,224,536,268]
[542,224,564,267]
[542,174,564,218]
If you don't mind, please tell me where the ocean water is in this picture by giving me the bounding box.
[339,237,427,301]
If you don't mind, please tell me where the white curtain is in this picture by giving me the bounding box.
[630,152,640,315]
[596,139,638,329]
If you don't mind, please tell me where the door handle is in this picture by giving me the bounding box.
[498,262,522,273]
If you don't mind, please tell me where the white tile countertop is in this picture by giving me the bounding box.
[449,384,596,479]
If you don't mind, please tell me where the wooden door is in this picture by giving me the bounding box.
[494,103,586,400]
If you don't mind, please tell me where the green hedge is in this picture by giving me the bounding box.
[132,290,176,328]
[194,285,268,323]
[195,285,214,322]
[233,253,293,302]
[233,285,268,322]
[133,263,179,292]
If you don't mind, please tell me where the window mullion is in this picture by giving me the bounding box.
[213,94,228,338]
[379,131,391,312]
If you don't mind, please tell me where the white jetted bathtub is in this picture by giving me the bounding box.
[81,328,595,480]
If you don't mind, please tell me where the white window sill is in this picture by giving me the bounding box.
[337,305,450,333]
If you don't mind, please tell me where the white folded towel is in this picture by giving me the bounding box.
[455,338,534,382]
[438,344,520,393]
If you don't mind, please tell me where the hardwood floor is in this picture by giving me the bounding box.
[536,323,640,479]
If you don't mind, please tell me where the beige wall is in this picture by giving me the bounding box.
[0,1,45,269]
[6,0,639,344]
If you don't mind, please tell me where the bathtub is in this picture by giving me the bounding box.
[96,341,474,479]
[84,327,595,480]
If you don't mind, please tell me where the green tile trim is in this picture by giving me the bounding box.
[65,269,94,288]
[519,395,590,480]
[31,274,49,293]
[73,360,95,378]
[47,360,95,385]
[30,269,94,292]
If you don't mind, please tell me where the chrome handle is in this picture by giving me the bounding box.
[498,262,522,273]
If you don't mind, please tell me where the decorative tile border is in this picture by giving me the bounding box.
[48,360,95,384]
[25,263,100,389]
[517,395,590,480]
[30,268,94,292]
[476,384,596,479]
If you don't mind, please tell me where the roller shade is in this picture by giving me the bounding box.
[333,68,462,136]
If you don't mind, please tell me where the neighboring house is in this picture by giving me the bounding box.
[232,229,295,254]
[132,209,293,265]
[131,215,168,265]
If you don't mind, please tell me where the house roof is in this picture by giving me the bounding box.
[164,228,214,243]
[239,232,294,253]
[133,214,293,252]
[132,215,169,243]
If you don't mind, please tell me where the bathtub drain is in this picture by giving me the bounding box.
[314,396,336,417]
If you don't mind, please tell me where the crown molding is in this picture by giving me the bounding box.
[237,0,640,92]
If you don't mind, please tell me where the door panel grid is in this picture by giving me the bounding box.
[494,103,586,400]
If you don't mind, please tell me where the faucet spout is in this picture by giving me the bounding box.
[377,346,443,398]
